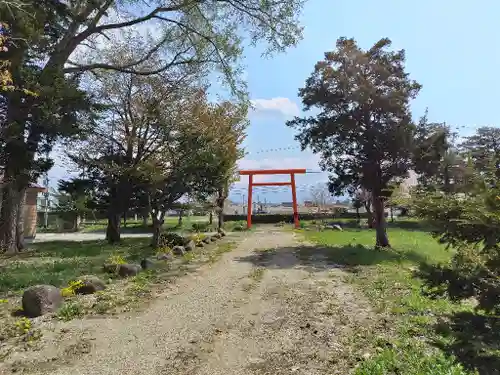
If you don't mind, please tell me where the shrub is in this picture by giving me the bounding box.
[190,233,205,246]
[106,254,126,265]
[414,166,500,313]
[191,222,212,232]
[158,232,185,247]
[57,301,84,321]
[233,224,245,231]
[155,246,172,255]
[61,280,85,297]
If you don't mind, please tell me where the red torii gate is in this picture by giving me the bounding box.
[239,169,306,229]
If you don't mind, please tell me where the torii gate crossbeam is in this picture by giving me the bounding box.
[239,169,307,229]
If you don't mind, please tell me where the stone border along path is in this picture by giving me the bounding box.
[12,227,376,375]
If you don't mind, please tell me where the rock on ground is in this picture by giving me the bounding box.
[156,253,173,261]
[172,246,185,256]
[184,240,196,252]
[140,259,155,270]
[75,275,106,295]
[117,264,142,277]
[22,285,62,317]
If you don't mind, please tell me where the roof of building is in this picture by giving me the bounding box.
[0,178,46,192]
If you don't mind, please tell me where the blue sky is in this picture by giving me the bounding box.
[231,0,500,203]
[48,0,500,204]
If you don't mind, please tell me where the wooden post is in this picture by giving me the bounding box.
[247,174,253,229]
[291,173,299,229]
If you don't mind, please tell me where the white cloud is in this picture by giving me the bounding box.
[250,97,300,118]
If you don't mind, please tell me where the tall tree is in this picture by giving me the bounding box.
[287,38,421,247]
[0,0,306,251]
[308,183,333,212]
[412,113,451,189]
[70,69,203,243]
[195,100,247,231]
[54,178,95,232]
[460,126,500,177]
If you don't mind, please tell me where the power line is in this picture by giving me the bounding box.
[244,145,301,155]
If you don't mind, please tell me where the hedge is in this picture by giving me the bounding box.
[223,212,374,224]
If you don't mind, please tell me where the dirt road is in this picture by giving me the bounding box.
[22,227,375,375]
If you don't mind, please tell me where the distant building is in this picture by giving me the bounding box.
[400,170,419,197]
[0,181,46,239]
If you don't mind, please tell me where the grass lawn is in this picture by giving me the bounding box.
[80,216,209,233]
[299,226,490,375]
[0,238,154,294]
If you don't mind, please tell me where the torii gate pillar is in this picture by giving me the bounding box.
[239,169,306,229]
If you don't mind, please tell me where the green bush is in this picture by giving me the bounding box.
[191,222,212,232]
[414,165,500,313]
[158,232,185,247]
[57,301,84,321]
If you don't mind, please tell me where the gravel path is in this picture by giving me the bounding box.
[18,227,375,375]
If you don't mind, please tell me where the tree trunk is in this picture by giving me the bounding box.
[177,209,183,227]
[390,206,394,223]
[15,189,26,251]
[123,212,127,228]
[372,195,390,248]
[364,201,374,228]
[0,186,22,253]
[209,211,213,225]
[142,196,151,227]
[443,164,451,194]
[216,188,226,232]
[72,214,82,232]
[355,207,360,224]
[150,211,165,249]
[218,209,224,231]
[106,210,121,244]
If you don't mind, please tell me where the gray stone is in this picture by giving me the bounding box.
[210,236,218,242]
[172,245,186,256]
[117,264,142,277]
[218,230,226,237]
[202,237,211,244]
[184,240,196,252]
[140,259,155,270]
[212,233,222,239]
[327,224,343,231]
[196,242,205,248]
[103,263,119,274]
[75,275,106,295]
[22,285,62,317]
[156,253,173,261]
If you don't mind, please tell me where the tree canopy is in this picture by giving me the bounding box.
[0,0,306,252]
[287,37,421,247]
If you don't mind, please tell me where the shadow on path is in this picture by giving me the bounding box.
[236,243,429,272]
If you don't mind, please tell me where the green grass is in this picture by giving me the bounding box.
[300,227,480,375]
[0,238,153,293]
[80,216,209,233]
